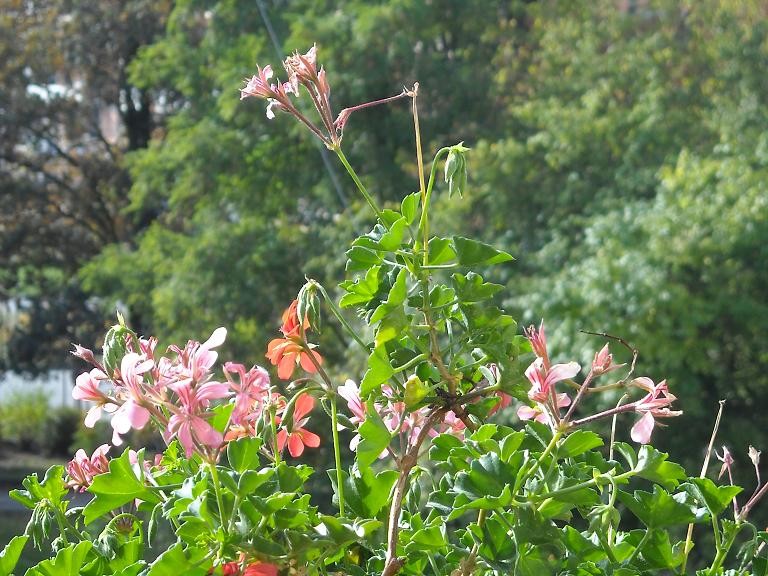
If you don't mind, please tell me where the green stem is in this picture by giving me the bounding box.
[270,404,281,466]
[330,393,346,516]
[208,462,229,532]
[52,506,71,544]
[626,528,652,565]
[315,283,371,352]
[516,430,563,492]
[392,353,428,374]
[533,470,634,505]
[335,147,384,221]
[416,146,451,262]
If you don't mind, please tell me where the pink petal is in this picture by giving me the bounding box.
[546,361,581,385]
[631,411,655,444]
[191,416,223,449]
[84,405,102,428]
[517,405,540,421]
[201,327,227,351]
[277,354,295,380]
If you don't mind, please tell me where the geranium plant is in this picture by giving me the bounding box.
[4,45,768,576]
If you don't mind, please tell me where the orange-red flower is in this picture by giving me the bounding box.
[277,393,321,457]
[266,300,322,380]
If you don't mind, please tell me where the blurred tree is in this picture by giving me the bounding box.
[460,0,768,466]
[0,0,172,372]
[81,0,529,363]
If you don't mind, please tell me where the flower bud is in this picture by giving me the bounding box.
[297,280,322,334]
[102,314,136,377]
[444,142,470,199]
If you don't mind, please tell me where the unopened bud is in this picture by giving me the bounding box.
[297,280,322,334]
[444,142,470,199]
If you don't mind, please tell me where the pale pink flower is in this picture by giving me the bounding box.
[591,344,624,376]
[338,379,366,450]
[73,368,116,428]
[525,357,580,404]
[629,378,682,444]
[167,380,231,457]
[224,362,270,426]
[437,410,466,438]
[716,446,735,481]
[71,344,97,365]
[240,65,277,100]
[110,353,155,445]
[277,393,320,458]
[517,393,571,424]
[66,444,110,492]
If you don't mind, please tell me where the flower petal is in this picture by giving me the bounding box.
[631,411,655,444]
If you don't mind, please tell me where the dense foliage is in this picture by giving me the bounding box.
[4,46,768,574]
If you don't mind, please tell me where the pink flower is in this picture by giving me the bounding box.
[525,321,550,369]
[72,368,116,428]
[243,563,279,576]
[66,444,110,492]
[338,379,366,450]
[591,344,624,376]
[110,353,155,445]
[517,393,571,424]
[629,378,682,444]
[277,393,320,458]
[224,362,270,426]
[525,358,580,404]
[167,380,231,457]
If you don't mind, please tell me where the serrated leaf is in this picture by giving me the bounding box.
[356,410,392,469]
[339,266,381,308]
[453,236,514,266]
[360,344,394,397]
[227,437,262,473]
[560,430,603,458]
[145,543,209,576]
[684,477,742,517]
[379,217,407,251]
[427,237,456,265]
[83,449,161,525]
[25,541,92,576]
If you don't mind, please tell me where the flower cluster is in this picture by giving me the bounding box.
[71,319,322,463]
[65,445,110,492]
[516,322,682,444]
[337,379,465,455]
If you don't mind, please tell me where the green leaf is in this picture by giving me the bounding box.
[350,467,398,518]
[451,272,503,304]
[0,535,28,576]
[227,437,262,473]
[356,409,392,469]
[145,543,209,576]
[617,485,697,528]
[684,477,742,517]
[339,265,381,308]
[360,344,394,397]
[210,403,234,434]
[560,430,603,458]
[379,217,407,251]
[634,445,687,490]
[346,245,383,272]
[400,192,420,224]
[370,268,407,324]
[25,541,92,576]
[452,236,514,266]
[83,449,161,525]
[427,237,456,265]
[10,466,67,509]
[641,529,682,570]
[238,468,274,496]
